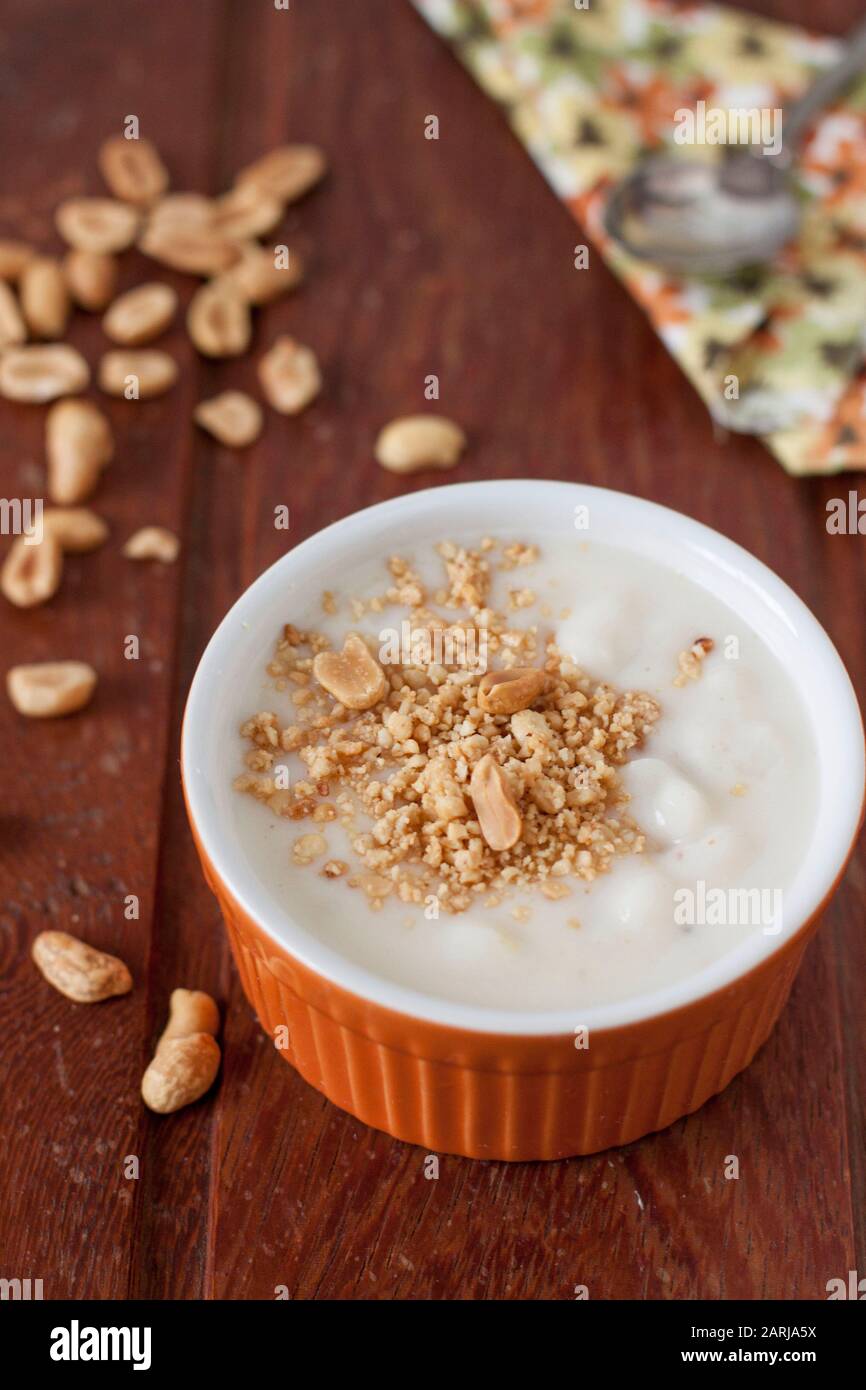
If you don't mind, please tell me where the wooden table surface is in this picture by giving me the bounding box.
[1,0,863,1301]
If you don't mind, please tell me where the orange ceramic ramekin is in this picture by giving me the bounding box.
[182,482,864,1160]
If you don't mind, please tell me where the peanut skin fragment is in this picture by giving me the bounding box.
[469,753,523,852]
[32,930,132,1003]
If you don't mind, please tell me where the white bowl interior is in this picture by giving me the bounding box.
[182,481,864,1035]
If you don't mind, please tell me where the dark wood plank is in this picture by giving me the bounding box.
[0,0,863,1301]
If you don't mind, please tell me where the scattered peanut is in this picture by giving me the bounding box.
[138,220,240,276]
[235,143,327,204]
[123,525,180,563]
[41,507,109,553]
[0,237,34,281]
[258,335,321,414]
[674,635,715,687]
[6,656,95,717]
[19,256,70,339]
[187,280,251,357]
[157,988,220,1046]
[312,633,387,711]
[219,242,304,305]
[103,281,178,345]
[469,753,523,852]
[0,344,89,402]
[7,660,97,718]
[194,390,263,447]
[56,196,141,254]
[46,399,114,505]
[1,535,63,608]
[98,349,178,398]
[477,667,547,716]
[375,415,466,474]
[98,134,169,206]
[32,929,130,1001]
[141,987,220,1114]
[212,183,283,240]
[141,1034,221,1115]
[63,248,118,311]
[0,281,26,349]
[292,832,327,865]
[145,192,214,232]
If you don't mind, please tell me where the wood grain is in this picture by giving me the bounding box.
[0,0,863,1300]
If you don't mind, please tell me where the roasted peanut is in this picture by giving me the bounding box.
[0,238,34,281]
[98,134,169,206]
[7,661,97,719]
[258,335,321,414]
[1,535,63,608]
[375,415,466,474]
[19,256,70,339]
[312,633,387,711]
[141,1035,221,1114]
[139,220,240,276]
[194,390,263,448]
[218,242,304,305]
[32,929,130,1001]
[141,987,220,1114]
[122,525,179,563]
[157,988,220,1048]
[63,249,118,311]
[41,507,109,553]
[0,344,89,402]
[103,282,178,345]
[212,184,283,240]
[0,281,26,349]
[146,192,214,232]
[187,280,250,357]
[56,196,140,254]
[235,144,327,204]
[469,754,523,852]
[478,667,547,716]
[98,349,178,399]
[46,399,113,504]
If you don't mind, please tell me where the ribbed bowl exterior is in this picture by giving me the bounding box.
[199,845,813,1160]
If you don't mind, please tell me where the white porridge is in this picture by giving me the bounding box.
[229,533,817,1012]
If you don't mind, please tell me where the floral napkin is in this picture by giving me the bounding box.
[412,0,866,475]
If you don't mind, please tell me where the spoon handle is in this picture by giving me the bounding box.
[778,18,866,159]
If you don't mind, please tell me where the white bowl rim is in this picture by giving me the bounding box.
[181,480,864,1037]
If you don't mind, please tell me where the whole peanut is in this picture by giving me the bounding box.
[32,930,132,1003]
[141,988,220,1114]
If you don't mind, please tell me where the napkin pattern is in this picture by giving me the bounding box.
[413,0,866,474]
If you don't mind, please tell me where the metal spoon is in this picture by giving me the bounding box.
[604,18,866,277]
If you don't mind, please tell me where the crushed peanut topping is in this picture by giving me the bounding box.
[235,539,661,914]
[674,635,714,687]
